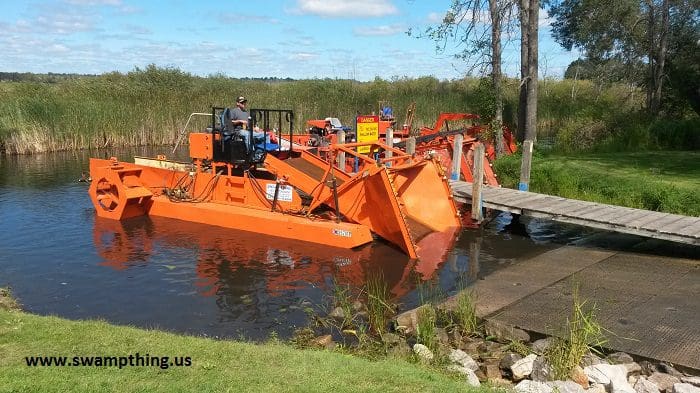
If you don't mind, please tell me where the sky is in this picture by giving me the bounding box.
[0,0,579,81]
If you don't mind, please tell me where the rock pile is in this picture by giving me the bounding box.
[399,319,700,392]
[308,298,699,391]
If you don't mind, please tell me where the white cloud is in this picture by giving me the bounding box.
[426,12,443,24]
[218,13,281,25]
[46,43,70,53]
[289,52,318,61]
[36,13,98,34]
[539,9,553,27]
[64,0,140,15]
[123,24,152,35]
[353,24,405,37]
[0,19,33,34]
[116,5,141,15]
[460,9,490,24]
[64,0,122,5]
[295,0,397,18]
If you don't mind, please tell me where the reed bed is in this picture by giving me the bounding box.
[1,66,681,155]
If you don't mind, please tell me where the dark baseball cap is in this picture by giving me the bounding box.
[236,96,247,103]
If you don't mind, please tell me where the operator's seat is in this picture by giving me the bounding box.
[220,108,234,133]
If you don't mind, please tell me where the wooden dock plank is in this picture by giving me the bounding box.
[641,214,692,232]
[661,217,700,233]
[586,206,644,224]
[613,209,660,226]
[569,205,619,220]
[556,203,608,217]
[450,181,700,246]
[520,199,572,213]
[621,212,670,229]
[551,203,602,218]
[483,191,538,205]
[585,207,649,223]
[488,193,547,207]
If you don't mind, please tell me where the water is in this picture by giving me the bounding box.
[1,148,696,339]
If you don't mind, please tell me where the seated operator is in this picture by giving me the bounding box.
[231,96,250,131]
[231,96,267,148]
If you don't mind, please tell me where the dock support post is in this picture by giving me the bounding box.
[337,130,346,170]
[451,133,464,180]
[519,139,533,191]
[385,127,393,167]
[406,137,416,163]
[471,142,485,222]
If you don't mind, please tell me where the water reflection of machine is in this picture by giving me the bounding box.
[93,216,425,299]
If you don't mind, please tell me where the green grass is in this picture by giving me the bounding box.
[415,305,438,352]
[452,290,478,336]
[365,272,393,335]
[0,309,483,393]
[494,150,700,216]
[545,282,607,380]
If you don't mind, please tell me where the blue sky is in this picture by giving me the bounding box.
[0,0,579,81]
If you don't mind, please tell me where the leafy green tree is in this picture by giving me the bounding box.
[549,0,699,115]
[411,0,517,155]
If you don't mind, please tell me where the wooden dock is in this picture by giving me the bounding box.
[450,181,700,246]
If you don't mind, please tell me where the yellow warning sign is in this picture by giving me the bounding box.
[356,115,379,154]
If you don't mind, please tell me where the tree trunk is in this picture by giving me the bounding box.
[518,0,538,192]
[525,0,538,142]
[652,0,669,114]
[645,0,656,112]
[571,66,579,100]
[490,0,504,157]
[517,0,529,143]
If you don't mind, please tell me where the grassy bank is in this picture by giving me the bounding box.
[494,150,700,216]
[0,307,482,392]
[0,66,655,154]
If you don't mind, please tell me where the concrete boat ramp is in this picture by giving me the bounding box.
[452,246,700,370]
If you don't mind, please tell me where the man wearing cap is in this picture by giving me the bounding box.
[229,95,254,150]
[231,96,249,129]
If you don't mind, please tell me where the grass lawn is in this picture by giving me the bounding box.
[494,150,700,216]
[0,308,483,393]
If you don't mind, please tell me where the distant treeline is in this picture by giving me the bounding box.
[0,71,298,83]
[0,72,97,83]
[0,66,697,154]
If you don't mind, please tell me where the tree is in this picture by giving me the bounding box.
[414,0,516,156]
[664,1,700,115]
[490,0,505,156]
[548,0,698,116]
[518,0,539,191]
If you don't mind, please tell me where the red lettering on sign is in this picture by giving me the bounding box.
[356,116,379,123]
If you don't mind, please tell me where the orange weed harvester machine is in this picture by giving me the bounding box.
[89,107,462,261]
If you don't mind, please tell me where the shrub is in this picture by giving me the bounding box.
[554,117,608,153]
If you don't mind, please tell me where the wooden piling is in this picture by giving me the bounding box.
[385,127,393,167]
[406,137,416,163]
[337,130,345,169]
[451,133,464,180]
[519,139,533,191]
[471,142,485,222]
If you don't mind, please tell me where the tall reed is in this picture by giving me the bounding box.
[1,66,647,154]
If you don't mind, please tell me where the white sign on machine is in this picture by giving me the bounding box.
[265,183,293,202]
